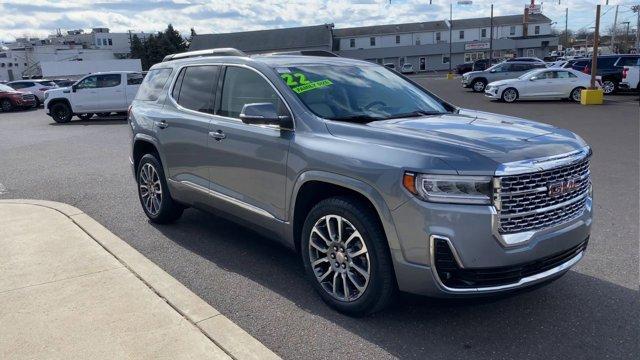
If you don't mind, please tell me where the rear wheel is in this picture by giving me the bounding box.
[471,79,487,92]
[136,153,184,224]
[570,87,584,102]
[601,80,616,95]
[0,98,13,112]
[301,197,395,316]
[501,88,519,103]
[77,113,94,121]
[50,102,72,123]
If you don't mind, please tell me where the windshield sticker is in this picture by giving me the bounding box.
[280,72,332,94]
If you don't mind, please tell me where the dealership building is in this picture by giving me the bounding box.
[190,13,557,72]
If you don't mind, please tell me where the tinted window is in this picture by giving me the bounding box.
[219,67,284,119]
[510,64,531,72]
[616,57,640,67]
[127,73,144,85]
[173,65,218,114]
[97,74,121,88]
[555,71,575,79]
[597,57,617,69]
[135,68,173,101]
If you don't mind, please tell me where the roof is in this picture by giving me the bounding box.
[157,53,374,69]
[333,14,552,37]
[189,25,333,53]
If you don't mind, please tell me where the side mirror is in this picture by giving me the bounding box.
[489,69,496,73]
[239,103,288,126]
[71,84,77,92]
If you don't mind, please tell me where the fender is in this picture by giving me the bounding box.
[286,170,402,254]
[132,133,167,174]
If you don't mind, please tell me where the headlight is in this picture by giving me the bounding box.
[403,173,493,205]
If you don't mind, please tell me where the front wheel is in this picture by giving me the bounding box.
[501,88,519,103]
[77,113,94,121]
[301,197,395,316]
[0,98,13,112]
[136,153,184,224]
[50,102,72,123]
[471,79,487,92]
[570,87,584,102]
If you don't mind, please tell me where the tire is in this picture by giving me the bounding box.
[97,112,111,117]
[601,79,616,95]
[501,87,519,103]
[471,79,487,92]
[0,98,13,112]
[136,153,184,224]
[77,113,94,121]
[34,97,41,107]
[301,196,395,316]
[570,87,584,103]
[50,102,73,123]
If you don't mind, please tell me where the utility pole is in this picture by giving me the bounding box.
[449,2,453,73]
[565,8,569,50]
[622,21,630,53]
[635,5,640,52]
[590,5,600,90]
[489,4,494,63]
[611,5,618,53]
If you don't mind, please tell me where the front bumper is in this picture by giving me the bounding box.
[484,86,501,99]
[389,195,592,297]
[461,78,470,87]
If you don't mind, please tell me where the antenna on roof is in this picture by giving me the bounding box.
[162,48,247,62]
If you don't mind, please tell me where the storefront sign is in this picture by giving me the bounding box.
[464,42,490,50]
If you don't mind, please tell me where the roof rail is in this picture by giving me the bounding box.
[269,50,340,57]
[162,48,247,62]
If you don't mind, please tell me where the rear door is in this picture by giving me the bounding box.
[94,74,124,111]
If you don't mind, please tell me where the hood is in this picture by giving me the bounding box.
[325,109,587,175]
[463,71,483,78]
[488,78,521,87]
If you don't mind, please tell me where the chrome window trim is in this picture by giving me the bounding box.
[494,146,591,176]
[166,62,295,132]
[429,234,584,294]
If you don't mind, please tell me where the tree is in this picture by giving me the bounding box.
[128,25,188,70]
[130,34,147,68]
[187,28,197,47]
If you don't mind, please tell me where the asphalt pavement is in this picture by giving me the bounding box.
[0,81,637,360]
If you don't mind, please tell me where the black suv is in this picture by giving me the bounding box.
[567,54,640,94]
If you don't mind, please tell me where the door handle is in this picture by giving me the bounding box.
[209,130,226,141]
[156,120,168,129]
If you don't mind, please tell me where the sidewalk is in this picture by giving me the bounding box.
[0,200,280,360]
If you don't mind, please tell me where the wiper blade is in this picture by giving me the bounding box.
[383,110,444,120]
[327,115,384,123]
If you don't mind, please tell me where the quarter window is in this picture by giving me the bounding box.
[173,65,219,114]
[218,67,285,119]
[135,68,173,101]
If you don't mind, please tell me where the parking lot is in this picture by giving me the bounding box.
[0,79,638,359]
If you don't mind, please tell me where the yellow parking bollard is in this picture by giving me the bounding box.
[580,89,603,105]
[446,73,455,80]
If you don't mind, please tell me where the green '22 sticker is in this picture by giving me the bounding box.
[281,72,311,87]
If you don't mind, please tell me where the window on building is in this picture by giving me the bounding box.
[442,55,450,64]
[481,28,487,38]
[24,63,27,66]
[510,26,516,36]
[349,38,355,48]
[219,66,286,119]
[435,32,441,42]
[370,37,376,46]
[135,68,173,101]
[464,52,486,63]
[395,35,400,44]
[415,39,421,45]
[0,63,4,68]
[459,30,464,39]
[172,66,219,114]
[526,49,536,57]
[108,38,113,46]
[7,63,12,67]
[534,26,540,35]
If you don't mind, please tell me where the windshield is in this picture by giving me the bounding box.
[0,84,15,92]
[275,65,447,122]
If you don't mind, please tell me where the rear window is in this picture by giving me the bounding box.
[135,68,173,101]
[616,56,640,67]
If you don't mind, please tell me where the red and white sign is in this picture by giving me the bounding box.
[465,42,490,50]
[528,4,541,14]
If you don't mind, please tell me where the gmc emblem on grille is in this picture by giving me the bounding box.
[548,178,579,197]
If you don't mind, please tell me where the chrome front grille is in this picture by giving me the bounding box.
[21,94,35,100]
[496,157,591,234]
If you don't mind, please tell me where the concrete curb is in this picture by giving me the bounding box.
[0,199,280,360]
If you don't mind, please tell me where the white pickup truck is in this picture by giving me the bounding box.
[44,71,143,123]
[620,63,640,91]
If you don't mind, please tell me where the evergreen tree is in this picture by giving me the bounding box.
[129,24,188,70]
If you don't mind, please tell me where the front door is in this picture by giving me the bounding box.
[72,75,100,112]
[209,65,291,221]
[419,57,426,71]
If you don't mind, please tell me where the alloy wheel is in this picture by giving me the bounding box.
[139,162,163,216]
[571,89,582,102]
[473,81,485,92]
[308,215,370,302]
[503,89,517,102]
[1,99,11,112]
[602,81,615,94]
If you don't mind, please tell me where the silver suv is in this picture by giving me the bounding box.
[462,61,547,92]
[129,49,592,315]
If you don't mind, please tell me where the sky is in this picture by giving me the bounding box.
[0,0,638,43]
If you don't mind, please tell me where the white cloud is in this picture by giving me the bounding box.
[0,0,633,42]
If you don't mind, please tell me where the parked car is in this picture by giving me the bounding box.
[461,61,547,92]
[129,49,593,315]
[0,83,37,111]
[456,62,473,74]
[620,60,640,91]
[383,63,396,70]
[51,79,76,87]
[400,63,415,74]
[472,58,501,71]
[6,79,58,106]
[44,71,143,123]
[575,54,640,94]
[506,57,546,64]
[484,68,595,103]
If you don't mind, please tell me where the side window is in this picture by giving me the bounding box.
[135,68,173,101]
[597,57,617,69]
[556,71,573,79]
[96,74,121,88]
[127,73,144,85]
[76,76,98,89]
[218,67,285,119]
[616,57,640,67]
[174,65,219,114]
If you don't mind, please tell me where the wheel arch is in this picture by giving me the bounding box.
[132,135,161,173]
[46,98,72,112]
